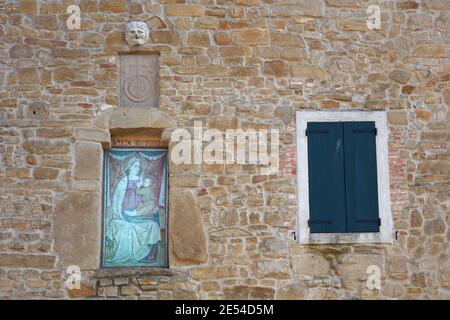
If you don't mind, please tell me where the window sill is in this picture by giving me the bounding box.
[93,266,174,279]
[299,232,393,245]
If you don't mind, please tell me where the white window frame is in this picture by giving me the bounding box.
[296,110,393,244]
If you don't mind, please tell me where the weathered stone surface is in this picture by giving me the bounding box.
[75,128,110,148]
[389,69,412,84]
[68,283,96,298]
[33,167,59,180]
[187,31,211,46]
[23,101,49,119]
[264,60,289,77]
[23,140,70,154]
[10,44,33,58]
[6,168,31,179]
[209,228,251,238]
[395,36,410,58]
[335,255,383,277]
[53,66,76,83]
[388,111,408,125]
[291,64,327,80]
[272,2,324,17]
[169,190,207,265]
[74,142,102,181]
[424,218,446,235]
[326,0,361,8]
[396,1,419,9]
[260,238,288,257]
[441,262,450,285]
[276,281,307,299]
[17,67,39,84]
[121,286,141,296]
[442,88,450,106]
[99,0,127,13]
[223,285,275,300]
[98,286,119,297]
[387,256,408,277]
[0,254,55,269]
[55,192,101,269]
[166,5,205,17]
[233,29,269,45]
[422,0,450,10]
[52,48,89,58]
[94,107,175,130]
[19,0,37,14]
[34,15,58,30]
[338,19,367,31]
[292,254,331,276]
[413,45,450,58]
[383,282,406,298]
[253,260,290,279]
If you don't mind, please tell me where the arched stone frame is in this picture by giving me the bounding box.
[55,107,176,271]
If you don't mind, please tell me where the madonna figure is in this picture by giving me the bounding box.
[104,156,161,266]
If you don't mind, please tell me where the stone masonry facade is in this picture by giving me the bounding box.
[0,0,449,299]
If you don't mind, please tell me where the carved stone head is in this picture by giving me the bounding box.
[125,21,150,46]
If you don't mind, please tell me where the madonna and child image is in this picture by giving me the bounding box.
[102,149,168,267]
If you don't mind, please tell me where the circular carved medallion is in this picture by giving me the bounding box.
[124,75,152,102]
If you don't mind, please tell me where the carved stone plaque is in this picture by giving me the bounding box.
[119,54,159,108]
[111,129,167,148]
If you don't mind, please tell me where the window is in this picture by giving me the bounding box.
[296,111,393,244]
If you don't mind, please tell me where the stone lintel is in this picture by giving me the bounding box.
[93,107,175,131]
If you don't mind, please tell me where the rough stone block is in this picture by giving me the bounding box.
[74,141,102,181]
[75,128,110,148]
[55,192,101,270]
[292,254,331,276]
[0,254,55,269]
[291,64,327,80]
[388,111,408,125]
[169,190,207,265]
[166,4,205,17]
[272,2,324,17]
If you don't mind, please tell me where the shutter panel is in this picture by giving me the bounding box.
[307,122,347,233]
[343,122,380,232]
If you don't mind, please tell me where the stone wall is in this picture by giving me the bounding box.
[0,0,449,299]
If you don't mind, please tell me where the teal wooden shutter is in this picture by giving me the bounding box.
[343,122,380,232]
[307,122,347,233]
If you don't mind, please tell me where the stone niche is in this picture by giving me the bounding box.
[55,107,206,274]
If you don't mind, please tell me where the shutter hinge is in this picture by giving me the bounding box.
[306,129,329,136]
[352,128,377,135]
[356,218,381,226]
[308,219,332,226]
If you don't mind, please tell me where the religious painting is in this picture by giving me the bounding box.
[102,148,168,267]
